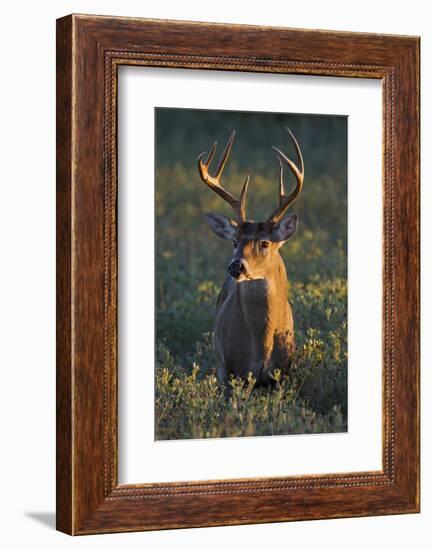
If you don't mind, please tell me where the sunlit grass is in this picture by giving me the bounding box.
[155,144,347,439]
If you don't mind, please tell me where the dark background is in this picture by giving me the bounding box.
[155,107,347,356]
[154,108,348,439]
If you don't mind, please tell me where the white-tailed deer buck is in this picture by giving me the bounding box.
[198,128,304,386]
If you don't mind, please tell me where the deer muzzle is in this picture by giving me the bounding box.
[228,258,248,280]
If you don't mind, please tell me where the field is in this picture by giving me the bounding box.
[155,108,348,440]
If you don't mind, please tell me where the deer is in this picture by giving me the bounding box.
[197,128,304,387]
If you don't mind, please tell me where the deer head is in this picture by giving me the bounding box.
[198,128,304,282]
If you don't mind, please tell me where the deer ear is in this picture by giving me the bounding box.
[205,213,237,240]
[272,215,298,243]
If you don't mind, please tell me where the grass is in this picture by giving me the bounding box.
[155,273,347,440]
[154,109,348,440]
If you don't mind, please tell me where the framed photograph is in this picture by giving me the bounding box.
[56,14,420,535]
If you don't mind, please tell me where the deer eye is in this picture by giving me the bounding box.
[259,240,270,249]
[233,240,237,248]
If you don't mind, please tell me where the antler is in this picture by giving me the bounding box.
[268,128,304,223]
[198,131,249,223]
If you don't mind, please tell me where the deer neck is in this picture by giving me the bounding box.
[235,253,288,312]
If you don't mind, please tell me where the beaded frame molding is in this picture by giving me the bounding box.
[56,14,420,535]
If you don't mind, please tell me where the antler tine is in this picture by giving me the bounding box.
[198,131,248,223]
[205,140,218,168]
[239,175,250,222]
[276,154,284,207]
[215,130,235,180]
[268,127,304,223]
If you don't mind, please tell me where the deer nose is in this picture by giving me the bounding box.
[228,259,246,279]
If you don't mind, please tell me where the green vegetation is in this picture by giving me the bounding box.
[155,108,347,440]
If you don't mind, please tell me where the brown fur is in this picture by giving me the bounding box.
[199,129,304,387]
[212,221,295,386]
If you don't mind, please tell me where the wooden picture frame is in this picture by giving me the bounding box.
[56,14,420,535]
